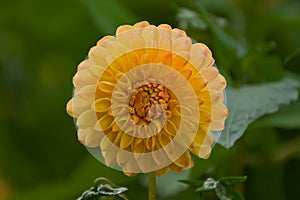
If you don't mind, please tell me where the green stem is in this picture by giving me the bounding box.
[148,171,156,200]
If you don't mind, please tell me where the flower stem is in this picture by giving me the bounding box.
[148,171,156,200]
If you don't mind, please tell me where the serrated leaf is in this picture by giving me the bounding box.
[217,78,299,148]
[218,176,247,186]
[195,178,218,192]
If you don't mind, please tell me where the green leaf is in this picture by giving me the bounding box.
[215,183,232,200]
[254,98,300,129]
[178,179,205,187]
[217,78,299,148]
[232,189,245,200]
[218,176,247,186]
[172,0,239,51]
[77,177,128,200]
[176,8,207,30]
[82,0,138,34]
[284,47,300,65]
[195,178,218,192]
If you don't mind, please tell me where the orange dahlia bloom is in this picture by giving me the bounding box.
[66,21,227,176]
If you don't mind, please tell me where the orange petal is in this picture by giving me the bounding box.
[133,21,150,29]
[156,167,169,176]
[173,151,194,169]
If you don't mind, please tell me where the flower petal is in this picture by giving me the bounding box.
[189,43,214,70]
[88,46,109,67]
[84,128,102,147]
[172,36,192,54]
[73,69,98,88]
[92,98,111,113]
[133,21,150,29]
[77,109,97,129]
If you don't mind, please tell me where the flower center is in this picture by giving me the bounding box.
[129,82,170,126]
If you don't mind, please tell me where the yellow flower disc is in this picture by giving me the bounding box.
[66,21,228,176]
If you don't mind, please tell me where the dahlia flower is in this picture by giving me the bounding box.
[66,21,227,176]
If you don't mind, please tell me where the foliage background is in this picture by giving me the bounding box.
[0,0,300,199]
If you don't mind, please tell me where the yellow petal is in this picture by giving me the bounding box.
[92,98,111,113]
[77,59,92,71]
[156,167,169,176]
[100,135,113,151]
[120,133,133,149]
[116,149,130,166]
[130,31,145,50]
[173,151,194,169]
[96,35,116,46]
[212,103,228,120]
[73,69,98,88]
[172,28,186,40]
[88,65,105,79]
[103,148,117,166]
[159,134,174,154]
[162,52,173,66]
[133,140,146,154]
[157,24,172,30]
[199,110,212,124]
[142,25,158,47]
[68,96,92,118]
[146,136,156,150]
[116,25,133,35]
[172,36,192,54]
[98,81,115,93]
[164,120,178,137]
[95,115,114,131]
[207,74,227,91]
[200,67,219,82]
[168,163,182,173]
[84,129,102,147]
[152,149,165,165]
[133,21,150,29]
[75,85,97,100]
[77,109,97,129]
[88,46,109,67]
[189,43,214,70]
[171,51,190,70]
[210,120,225,130]
[158,35,172,51]
[66,99,75,117]
[104,41,129,58]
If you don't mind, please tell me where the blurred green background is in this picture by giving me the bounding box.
[1,0,300,199]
